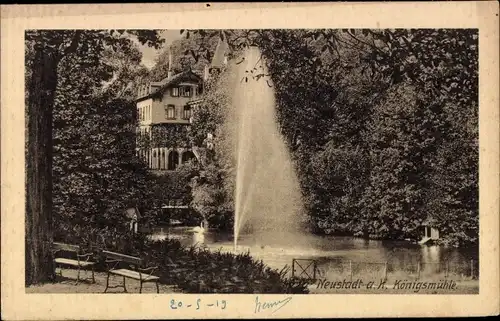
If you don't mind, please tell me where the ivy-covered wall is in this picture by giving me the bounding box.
[137,123,193,149]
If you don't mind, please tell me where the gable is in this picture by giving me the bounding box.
[136,70,203,102]
[159,71,201,88]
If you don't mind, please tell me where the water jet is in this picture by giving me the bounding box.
[228,46,305,251]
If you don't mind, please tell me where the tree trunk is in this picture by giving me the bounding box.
[25,45,59,285]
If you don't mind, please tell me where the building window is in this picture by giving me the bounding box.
[182,105,192,120]
[179,86,192,97]
[171,87,179,97]
[165,105,176,119]
[196,86,203,96]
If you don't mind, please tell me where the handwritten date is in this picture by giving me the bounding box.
[170,298,227,310]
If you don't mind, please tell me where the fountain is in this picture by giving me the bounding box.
[228,46,305,250]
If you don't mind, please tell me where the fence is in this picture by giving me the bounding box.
[292,259,318,280]
[291,258,478,282]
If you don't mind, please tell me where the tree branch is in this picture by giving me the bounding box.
[62,30,82,57]
[346,31,384,54]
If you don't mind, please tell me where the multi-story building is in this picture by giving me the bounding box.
[134,37,228,227]
[135,37,228,172]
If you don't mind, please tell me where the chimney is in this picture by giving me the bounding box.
[167,49,173,79]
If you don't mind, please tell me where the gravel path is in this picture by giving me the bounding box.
[26,268,181,294]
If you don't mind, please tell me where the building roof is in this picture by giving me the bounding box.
[137,70,203,102]
[158,69,201,86]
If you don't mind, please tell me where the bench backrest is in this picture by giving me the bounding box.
[53,242,80,252]
[102,250,142,265]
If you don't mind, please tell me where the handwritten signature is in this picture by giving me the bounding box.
[254,295,292,314]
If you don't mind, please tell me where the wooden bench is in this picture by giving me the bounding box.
[52,242,96,284]
[102,250,160,293]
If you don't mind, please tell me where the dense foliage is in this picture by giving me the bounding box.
[25,29,164,284]
[27,28,478,290]
[137,124,192,149]
[180,29,478,247]
[25,27,479,293]
[148,30,220,81]
[55,226,309,294]
[53,94,157,231]
[47,31,168,236]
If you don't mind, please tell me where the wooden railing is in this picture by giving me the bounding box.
[291,258,479,281]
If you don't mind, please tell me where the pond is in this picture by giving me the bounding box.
[149,226,479,282]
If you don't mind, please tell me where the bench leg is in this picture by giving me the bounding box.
[123,276,127,293]
[156,281,159,294]
[52,264,58,282]
[55,265,63,279]
[75,266,81,285]
[104,272,110,293]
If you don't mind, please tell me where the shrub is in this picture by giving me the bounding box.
[53,225,309,293]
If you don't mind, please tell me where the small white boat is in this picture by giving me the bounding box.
[191,226,205,233]
[190,221,208,234]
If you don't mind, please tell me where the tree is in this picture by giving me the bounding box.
[100,43,151,100]
[359,84,432,239]
[53,94,153,233]
[149,30,220,81]
[25,29,163,285]
[191,162,235,230]
[359,29,478,244]
[309,143,370,235]
[155,29,478,246]
[186,62,236,230]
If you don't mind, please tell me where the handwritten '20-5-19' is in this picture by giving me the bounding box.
[170,298,227,310]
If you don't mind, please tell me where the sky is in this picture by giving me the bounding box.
[137,30,183,69]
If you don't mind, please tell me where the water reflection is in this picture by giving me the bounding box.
[149,227,478,278]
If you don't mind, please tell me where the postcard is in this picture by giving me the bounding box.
[1,2,499,319]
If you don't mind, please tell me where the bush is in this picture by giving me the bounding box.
[53,225,309,293]
[141,239,310,293]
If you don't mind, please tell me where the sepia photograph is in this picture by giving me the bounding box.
[1,2,499,320]
[24,27,479,295]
